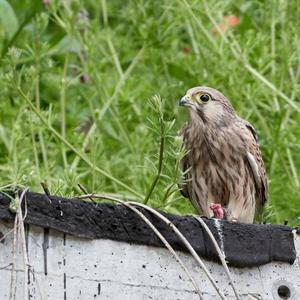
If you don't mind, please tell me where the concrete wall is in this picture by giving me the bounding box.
[0,222,299,300]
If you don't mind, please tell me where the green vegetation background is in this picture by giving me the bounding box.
[0,0,299,225]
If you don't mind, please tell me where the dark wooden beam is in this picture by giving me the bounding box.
[0,191,296,267]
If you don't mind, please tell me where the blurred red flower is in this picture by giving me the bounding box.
[212,15,240,33]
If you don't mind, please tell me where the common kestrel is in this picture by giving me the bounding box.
[178,86,267,223]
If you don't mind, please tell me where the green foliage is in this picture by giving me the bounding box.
[0,0,18,40]
[0,0,299,225]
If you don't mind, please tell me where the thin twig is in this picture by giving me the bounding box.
[98,47,144,120]
[77,193,203,299]
[40,182,52,203]
[70,122,96,171]
[107,37,124,78]
[127,202,226,300]
[7,189,33,300]
[35,50,49,175]
[17,188,30,300]
[143,129,165,204]
[60,54,69,168]
[40,181,50,196]
[78,193,226,299]
[29,116,40,179]
[16,189,42,300]
[180,0,218,49]
[9,202,19,300]
[77,184,96,204]
[270,1,280,111]
[123,202,203,299]
[101,0,108,27]
[193,216,240,299]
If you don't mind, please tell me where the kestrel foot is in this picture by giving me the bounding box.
[209,203,224,219]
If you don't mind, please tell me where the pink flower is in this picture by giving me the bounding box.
[43,0,49,6]
[211,15,240,34]
[209,203,224,219]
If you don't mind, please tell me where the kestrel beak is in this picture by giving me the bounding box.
[179,95,191,106]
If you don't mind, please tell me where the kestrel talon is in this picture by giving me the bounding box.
[178,86,268,223]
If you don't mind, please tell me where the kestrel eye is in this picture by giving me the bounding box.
[200,94,211,102]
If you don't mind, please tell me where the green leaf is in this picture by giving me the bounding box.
[48,35,82,55]
[0,0,18,39]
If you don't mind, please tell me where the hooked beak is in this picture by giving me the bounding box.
[179,96,189,107]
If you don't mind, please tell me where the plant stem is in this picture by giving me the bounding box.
[144,118,165,204]
[18,88,144,198]
[60,55,69,168]
[35,33,49,176]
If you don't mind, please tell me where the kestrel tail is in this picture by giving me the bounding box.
[178,86,267,223]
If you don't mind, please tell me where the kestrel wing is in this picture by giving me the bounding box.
[177,124,191,199]
[243,121,268,205]
[179,153,190,198]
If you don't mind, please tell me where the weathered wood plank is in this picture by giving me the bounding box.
[0,191,297,267]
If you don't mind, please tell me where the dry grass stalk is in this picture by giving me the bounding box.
[193,216,240,300]
[78,193,226,299]
[77,193,203,298]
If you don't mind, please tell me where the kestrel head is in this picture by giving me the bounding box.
[179,86,236,125]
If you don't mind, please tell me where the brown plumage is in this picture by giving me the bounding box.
[178,86,267,223]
